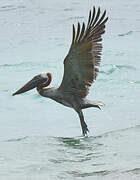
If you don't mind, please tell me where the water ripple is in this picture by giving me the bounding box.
[0,61,56,70]
[63,8,74,12]
[125,168,140,174]
[5,136,29,142]
[128,80,140,84]
[66,170,110,177]
[99,64,137,76]
[118,31,133,37]
[0,5,26,12]
[1,125,140,179]
[68,16,84,20]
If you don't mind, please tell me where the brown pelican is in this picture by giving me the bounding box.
[13,7,108,136]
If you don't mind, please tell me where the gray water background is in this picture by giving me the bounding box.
[0,0,140,179]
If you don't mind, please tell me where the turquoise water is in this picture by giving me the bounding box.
[0,0,140,179]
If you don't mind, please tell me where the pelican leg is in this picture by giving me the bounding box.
[78,111,89,136]
[81,99,104,110]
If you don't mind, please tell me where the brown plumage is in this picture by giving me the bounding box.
[59,7,108,98]
[13,7,108,136]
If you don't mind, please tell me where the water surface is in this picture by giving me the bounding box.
[0,0,140,179]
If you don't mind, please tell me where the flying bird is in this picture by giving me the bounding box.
[13,7,108,136]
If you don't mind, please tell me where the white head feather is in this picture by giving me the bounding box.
[40,72,48,78]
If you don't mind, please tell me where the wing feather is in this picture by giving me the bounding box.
[59,7,108,98]
[92,7,100,26]
[78,22,85,41]
[72,24,75,44]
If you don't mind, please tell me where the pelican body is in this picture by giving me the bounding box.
[13,7,108,136]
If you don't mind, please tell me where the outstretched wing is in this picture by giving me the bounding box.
[59,7,108,98]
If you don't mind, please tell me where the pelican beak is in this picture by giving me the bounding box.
[12,74,48,96]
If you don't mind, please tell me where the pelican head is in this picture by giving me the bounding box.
[12,72,51,96]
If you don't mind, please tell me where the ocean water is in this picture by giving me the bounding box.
[0,0,140,179]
